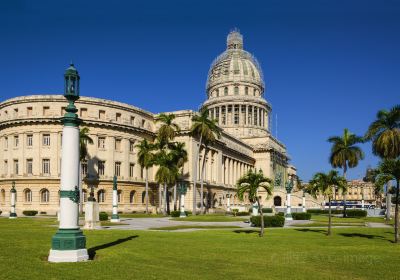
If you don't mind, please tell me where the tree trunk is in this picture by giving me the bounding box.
[342,167,347,218]
[386,181,392,221]
[328,197,332,236]
[200,148,207,214]
[166,185,170,215]
[394,180,399,243]
[173,183,177,211]
[164,183,167,215]
[158,184,162,214]
[257,198,264,237]
[145,168,149,214]
[192,135,203,215]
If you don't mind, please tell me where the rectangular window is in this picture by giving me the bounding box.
[129,163,135,177]
[98,137,106,149]
[80,108,88,118]
[14,108,18,117]
[129,140,135,153]
[141,119,145,128]
[14,136,19,147]
[98,161,105,175]
[115,138,121,151]
[4,160,8,175]
[115,162,121,176]
[234,105,239,124]
[43,134,51,146]
[27,159,33,175]
[215,107,219,122]
[27,135,33,147]
[99,110,106,120]
[81,161,88,176]
[130,116,135,125]
[13,160,19,175]
[42,159,50,175]
[4,137,8,149]
[27,107,33,117]
[116,113,121,122]
[221,107,226,125]
[43,106,50,116]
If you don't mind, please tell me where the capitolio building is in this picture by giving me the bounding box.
[0,31,325,215]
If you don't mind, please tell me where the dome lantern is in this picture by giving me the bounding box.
[227,29,243,50]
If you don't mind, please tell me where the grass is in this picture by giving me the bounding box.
[118,213,165,218]
[150,225,241,231]
[170,215,247,222]
[100,221,129,226]
[292,222,365,227]
[1,217,400,279]
[311,215,387,224]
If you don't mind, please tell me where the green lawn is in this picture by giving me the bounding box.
[150,225,241,231]
[118,213,165,218]
[311,215,387,224]
[0,218,399,280]
[100,221,129,226]
[170,215,247,222]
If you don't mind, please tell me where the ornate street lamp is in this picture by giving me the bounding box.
[285,175,294,221]
[48,64,89,262]
[111,175,120,222]
[302,190,306,213]
[177,181,188,218]
[9,181,17,219]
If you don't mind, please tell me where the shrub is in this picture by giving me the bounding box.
[307,209,343,215]
[99,212,108,221]
[236,211,249,216]
[291,212,311,220]
[39,211,47,215]
[170,211,191,217]
[346,210,367,217]
[276,212,284,217]
[0,210,2,215]
[262,208,273,213]
[23,210,38,216]
[231,209,239,216]
[250,214,285,227]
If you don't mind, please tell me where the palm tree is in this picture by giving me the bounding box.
[309,170,347,236]
[136,139,154,214]
[156,113,180,145]
[365,105,400,159]
[236,169,273,237]
[79,127,93,214]
[328,128,364,217]
[365,105,400,220]
[375,158,400,243]
[169,142,188,211]
[190,107,221,214]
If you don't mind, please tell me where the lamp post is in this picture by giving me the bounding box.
[285,175,294,221]
[302,190,306,213]
[111,175,120,222]
[178,181,188,218]
[48,64,88,262]
[226,193,231,212]
[9,181,17,219]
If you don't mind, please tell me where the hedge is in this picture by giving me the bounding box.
[23,210,38,216]
[291,212,311,220]
[170,211,191,217]
[346,210,367,217]
[262,208,273,213]
[250,215,285,227]
[307,209,343,215]
[99,212,108,221]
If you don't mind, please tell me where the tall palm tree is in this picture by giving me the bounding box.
[236,169,273,237]
[365,105,400,220]
[365,105,400,159]
[79,127,93,214]
[170,142,188,211]
[136,139,154,214]
[309,170,347,236]
[328,128,364,217]
[190,107,221,214]
[375,158,400,243]
[156,113,180,145]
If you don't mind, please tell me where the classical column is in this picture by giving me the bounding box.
[245,105,248,125]
[49,63,89,263]
[111,176,120,222]
[9,181,17,219]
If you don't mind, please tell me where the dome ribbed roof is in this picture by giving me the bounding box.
[206,30,264,91]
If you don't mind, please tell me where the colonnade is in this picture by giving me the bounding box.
[208,104,268,129]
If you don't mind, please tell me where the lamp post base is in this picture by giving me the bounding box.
[48,249,89,263]
[179,211,187,218]
[9,212,17,219]
[285,214,293,221]
[111,214,120,223]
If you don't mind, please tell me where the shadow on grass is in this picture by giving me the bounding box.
[233,229,260,234]
[88,235,138,260]
[338,232,394,243]
[295,229,327,235]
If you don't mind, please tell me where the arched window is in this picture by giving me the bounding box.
[97,190,105,203]
[142,191,146,204]
[117,190,122,203]
[234,86,239,95]
[130,190,136,204]
[82,189,87,202]
[40,188,50,203]
[273,196,282,206]
[224,87,228,96]
[24,188,32,203]
[1,189,5,204]
[245,87,248,95]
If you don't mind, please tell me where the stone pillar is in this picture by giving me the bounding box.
[111,176,120,222]
[49,64,88,263]
[84,201,100,229]
[227,194,231,212]
[9,181,17,219]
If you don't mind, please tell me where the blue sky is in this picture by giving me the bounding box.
[0,0,399,181]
